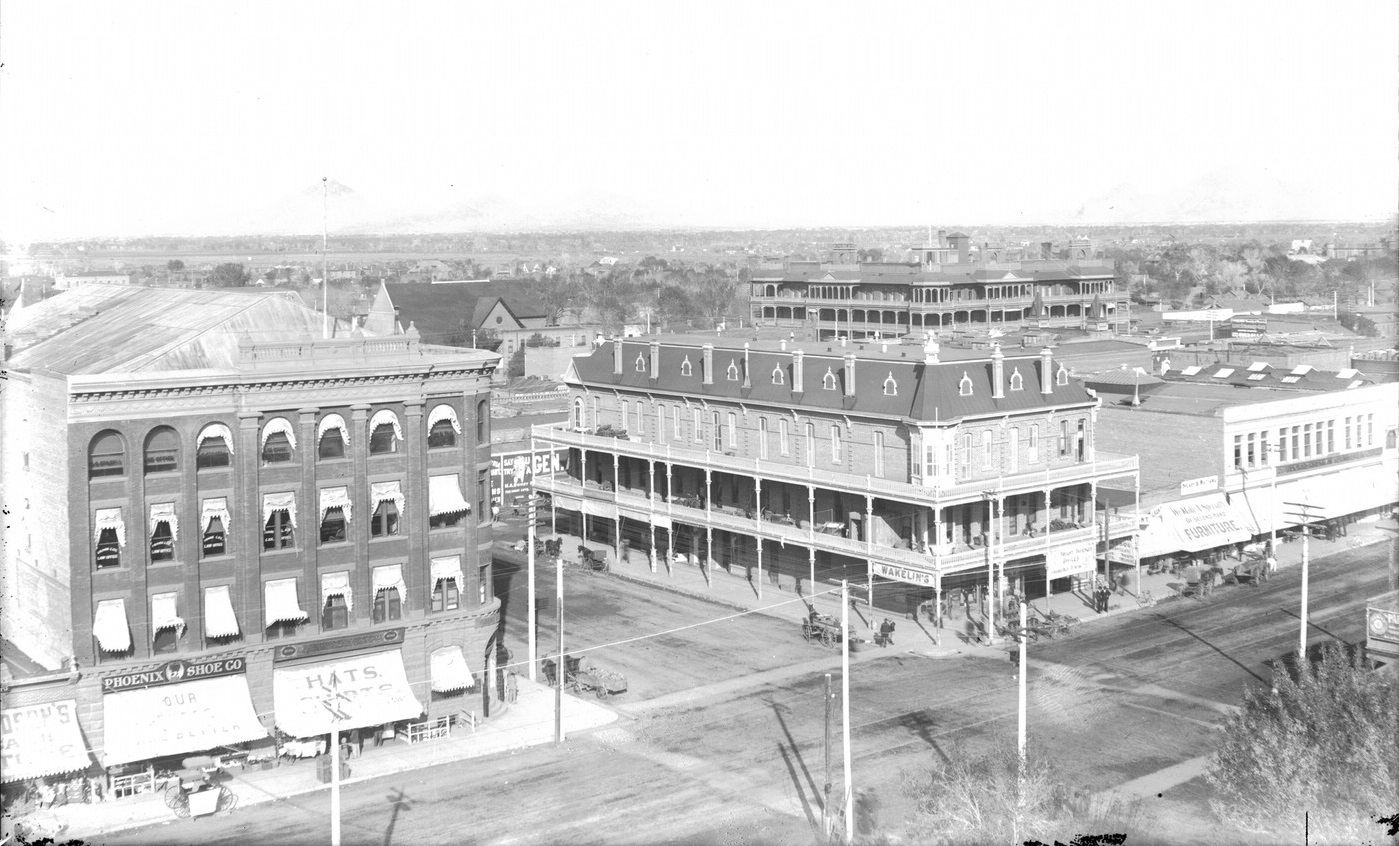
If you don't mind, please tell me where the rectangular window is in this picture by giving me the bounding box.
[636,403,645,438]
[263,510,294,550]
[620,400,629,431]
[321,594,349,631]
[1326,420,1335,455]
[693,408,703,444]
[1303,423,1313,458]
[1291,425,1300,457]
[759,418,769,460]
[727,413,737,452]
[1233,435,1242,469]
[874,432,884,477]
[712,411,723,451]
[372,588,402,623]
[961,433,972,476]
[1367,414,1374,447]
[591,396,599,429]
[477,469,490,524]
[151,521,175,562]
[371,501,400,537]
[1076,419,1086,462]
[479,565,490,605]
[830,425,842,463]
[1345,417,1352,450]
[1029,425,1040,463]
[657,405,666,444]
[1007,428,1019,474]
[431,580,459,612]
[319,508,347,544]
[1059,420,1069,457]
[672,407,681,441]
[202,517,226,557]
[924,443,937,478]
[1278,428,1288,462]
[805,423,815,468]
[779,419,790,455]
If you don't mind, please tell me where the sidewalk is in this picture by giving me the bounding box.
[25,677,616,843]
[512,514,1398,658]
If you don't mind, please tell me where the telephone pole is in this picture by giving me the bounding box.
[1284,501,1321,660]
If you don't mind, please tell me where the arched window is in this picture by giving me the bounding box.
[428,404,461,448]
[772,365,785,385]
[959,372,973,396]
[727,361,740,381]
[476,399,489,442]
[1009,368,1024,392]
[635,353,647,372]
[369,409,402,455]
[823,368,837,391]
[883,373,897,396]
[143,427,179,475]
[573,398,585,430]
[680,357,692,377]
[260,418,296,463]
[89,431,126,479]
[1056,365,1069,386]
[195,424,233,469]
[317,414,348,460]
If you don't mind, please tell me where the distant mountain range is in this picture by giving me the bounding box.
[1067,171,1356,225]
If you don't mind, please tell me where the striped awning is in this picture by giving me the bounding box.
[260,416,298,449]
[321,571,353,612]
[151,592,185,636]
[196,422,235,453]
[369,409,404,442]
[372,564,406,600]
[430,555,463,589]
[262,491,298,528]
[320,486,353,523]
[93,599,131,653]
[204,584,240,638]
[201,497,231,534]
[264,578,307,625]
[430,646,475,693]
[0,700,93,782]
[94,507,126,547]
[427,403,462,434]
[371,480,405,515]
[317,413,350,446]
[149,501,178,541]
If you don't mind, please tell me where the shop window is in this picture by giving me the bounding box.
[265,620,303,640]
[369,423,398,455]
[196,438,231,469]
[319,429,346,459]
[431,581,460,612]
[143,427,179,475]
[371,501,400,537]
[264,511,295,550]
[153,627,180,655]
[89,431,126,479]
[96,528,121,569]
[202,517,226,557]
[261,432,293,463]
[428,419,456,448]
[321,594,349,631]
[150,521,175,561]
[320,507,347,544]
[373,588,402,623]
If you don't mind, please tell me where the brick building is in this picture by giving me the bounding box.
[529,333,1138,625]
[1,286,500,793]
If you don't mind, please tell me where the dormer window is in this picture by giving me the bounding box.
[635,354,647,372]
[772,365,785,386]
[1056,365,1069,386]
[727,361,739,381]
[681,357,692,377]
[822,368,837,391]
[1009,368,1024,391]
[883,373,897,396]
[959,372,973,396]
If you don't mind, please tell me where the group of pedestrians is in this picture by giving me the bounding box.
[1092,576,1112,614]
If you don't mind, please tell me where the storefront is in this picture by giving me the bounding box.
[272,647,424,743]
[2,699,94,787]
[1137,493,1253,561]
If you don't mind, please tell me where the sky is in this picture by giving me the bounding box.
[1,0,1395,241]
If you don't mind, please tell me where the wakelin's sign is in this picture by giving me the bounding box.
[101,656,247,694]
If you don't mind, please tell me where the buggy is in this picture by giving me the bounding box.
[577,545,609,573]
[802,611,856,647]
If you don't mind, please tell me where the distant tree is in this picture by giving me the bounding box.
[207,262,248,288]
[167,259,185,271]
[1205,643,1399,845]
[525,332,560,348]
[1337,312,1379,337]
[506,344,526,378]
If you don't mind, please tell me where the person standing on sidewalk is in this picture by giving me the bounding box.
[1265,552,1278,575]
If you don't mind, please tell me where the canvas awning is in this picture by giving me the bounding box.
[103,676,266,766]
[93,599,131,653]
[427,403,462,434]
[196,422,235,453]
[430,646,475,693]
[1138,494,1253,557]
[0,700,93,782]
[262,491,298,528]
[94,507,126,547]
[151,592,184,636]
[201,497,231,534]
[260,416,298,449]
[369,409,403,442]
[429,474,470,517]
[319,486,353,523]
[317,413,350,446]
[371,480,405,515]
[430,555,463,589]
[273,650,423,737]
[372,564,406,600]
[264,578,307,625]
[203,584,240,638]
[321,571,353,612]
[148,501,178,541]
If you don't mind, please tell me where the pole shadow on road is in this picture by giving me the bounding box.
[1159,616,1270,686]
[769,701,821,834]
[383,786,413,846]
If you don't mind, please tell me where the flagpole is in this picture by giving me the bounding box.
[322,176,329,340]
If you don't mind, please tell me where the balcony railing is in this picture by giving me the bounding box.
[534,425,1137,508]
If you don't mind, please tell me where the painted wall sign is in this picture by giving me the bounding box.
[1179,475,1220,497]
[871,562,935,587]
[273,628,404,663]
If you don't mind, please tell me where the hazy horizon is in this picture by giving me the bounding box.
[2,1,1395,243]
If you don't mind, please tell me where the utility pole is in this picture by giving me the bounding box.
[823,673,833,838]
[527,437,538,682]
[1284,501,1320,660]
[1018,599,1027,759]
[321,177,329,340]
[555,550,564,745]
[841,580,853,844]
[330,725,341,846]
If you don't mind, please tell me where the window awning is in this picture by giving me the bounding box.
[1139,494,1253,557]
[102,675,266,766]
[371,480,405,515]
[427,403,462,434]
[201,496,231,534]
[260,416,298,449]
[264,578,307,625]
[429,474,470,517]
[369,409,404,442]
[430,555,463,589]
[0,700,93,782]
[430,646,475,693]
[93,599,131,652]
[372,564,406,600]
[151,592,184,636]
[321,571,353,612]
[204,584,240,638]
[149,501,178,541]
[94,507,126,548]
[196,422,235,453]
[262,491,298,528]
[317,413,350,446]
[273,650,423,737]
[320,486,353,523]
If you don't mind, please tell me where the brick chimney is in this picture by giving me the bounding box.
[843,353,856,397]
[742,343,751,389]
[613,337,623,375]
[792,349,804,393]
[649,339,660,379]
[991,344,1005,399]
[923,335,940,365]
[702,343,714,385]
[1041,241,1054,260]
[1039,347,1054,395]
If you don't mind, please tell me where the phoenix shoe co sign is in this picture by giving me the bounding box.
[101,655,247,694]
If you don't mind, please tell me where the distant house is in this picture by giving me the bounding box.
[55,271,132,290]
